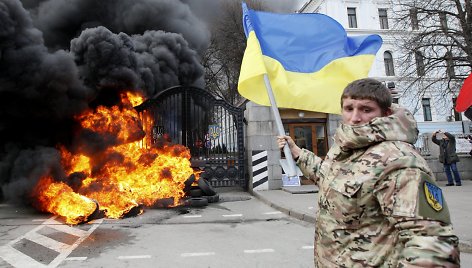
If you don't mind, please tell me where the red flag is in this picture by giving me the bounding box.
[455,73,472,112]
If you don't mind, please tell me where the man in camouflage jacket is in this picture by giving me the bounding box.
[278,78,460,267]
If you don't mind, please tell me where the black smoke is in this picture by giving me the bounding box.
[70,26,203,99]
[31,0,209,53]
[0,0,208,202]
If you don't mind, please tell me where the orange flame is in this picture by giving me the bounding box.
[76,93,144,144]
[33,91,198,224]
[32,176,97,225]
[127,91,144,107]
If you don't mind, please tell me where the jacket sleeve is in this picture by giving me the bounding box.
[431,134,440,145]
[444,132,455,141]
[374,167,460,266]
[296,148,323,184]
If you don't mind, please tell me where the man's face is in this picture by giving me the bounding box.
[342,97,384,126]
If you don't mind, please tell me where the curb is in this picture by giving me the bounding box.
[251,190,315,223]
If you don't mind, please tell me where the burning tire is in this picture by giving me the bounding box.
[85,199,106,223]
[190,188,203,197]
[154,197,175,208]
[183,174,196,194]
[189,197,208,207]
[198,178,217,196]
[123,204,144,218]
[182,178,219,205]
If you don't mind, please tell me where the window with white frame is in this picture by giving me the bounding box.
[384,51,395,76]
[379,8,389,29]
[347,8,357,28]
[422,98,432,121]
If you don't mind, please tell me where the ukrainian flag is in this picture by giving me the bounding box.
[238,3,382,114]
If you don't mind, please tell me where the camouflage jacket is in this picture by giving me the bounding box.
[297,105,460,267]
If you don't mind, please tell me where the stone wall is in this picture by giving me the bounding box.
[244,103,283,190]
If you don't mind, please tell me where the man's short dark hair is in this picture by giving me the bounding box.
[341,78,392,114]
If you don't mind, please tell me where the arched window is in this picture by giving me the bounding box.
[384,51,395,76]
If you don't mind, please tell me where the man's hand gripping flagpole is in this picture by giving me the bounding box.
[263,74,299,180]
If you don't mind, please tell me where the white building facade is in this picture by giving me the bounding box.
[298,0,471,135]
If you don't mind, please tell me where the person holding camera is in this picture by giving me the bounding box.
[432,130,462,186]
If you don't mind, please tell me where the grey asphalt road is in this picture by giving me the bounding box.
[0,191,315,268]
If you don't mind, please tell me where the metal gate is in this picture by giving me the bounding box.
[135,86,246,188]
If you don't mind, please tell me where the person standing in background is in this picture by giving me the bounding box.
[432,130,462,186]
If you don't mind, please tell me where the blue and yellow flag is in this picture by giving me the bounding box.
[238,3,382,114]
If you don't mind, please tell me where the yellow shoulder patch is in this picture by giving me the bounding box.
[417,174,450,224]
[424,181,443,212]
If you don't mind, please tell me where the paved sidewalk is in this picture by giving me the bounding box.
[251,180,472,261]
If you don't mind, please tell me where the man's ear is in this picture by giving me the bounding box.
[383,107,393,116]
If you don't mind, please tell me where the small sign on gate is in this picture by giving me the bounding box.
[208,124,221,140]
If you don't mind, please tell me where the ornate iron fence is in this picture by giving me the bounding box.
[414,134,431,156]
[136,86,246,188]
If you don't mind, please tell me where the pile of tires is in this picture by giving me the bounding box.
[183,175,219,208]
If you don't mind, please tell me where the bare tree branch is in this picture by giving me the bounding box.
[203,0,267,105]
[389,0,472,113]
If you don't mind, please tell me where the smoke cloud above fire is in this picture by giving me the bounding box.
[0,0,208,202]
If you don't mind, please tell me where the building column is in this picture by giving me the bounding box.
[245,102,283,190]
